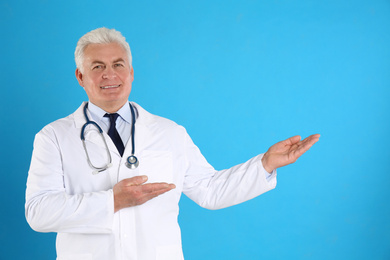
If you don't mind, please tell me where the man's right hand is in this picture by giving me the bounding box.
[113,175,176,212]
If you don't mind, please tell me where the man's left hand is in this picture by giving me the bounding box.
[261,134,321,173]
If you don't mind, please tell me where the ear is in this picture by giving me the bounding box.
[130,66,134,82]
[75,68,84,87]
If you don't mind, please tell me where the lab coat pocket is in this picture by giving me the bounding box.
[156,244,184,260]
[139,150,173,184]
[57,254,92,260]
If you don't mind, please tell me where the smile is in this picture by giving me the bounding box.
[101,85,120,89]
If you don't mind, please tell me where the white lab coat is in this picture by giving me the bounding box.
[25,102,277,260]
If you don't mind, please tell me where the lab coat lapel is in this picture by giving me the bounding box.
[133,124,152,153]
[84,127,121,157]
[130,102,156,153]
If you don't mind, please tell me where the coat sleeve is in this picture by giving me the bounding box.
[25,126,115,234]
[182,130,277,210]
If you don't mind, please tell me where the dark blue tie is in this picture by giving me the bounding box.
[104,113,125,156]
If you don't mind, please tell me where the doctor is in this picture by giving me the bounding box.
[25,28,320,260]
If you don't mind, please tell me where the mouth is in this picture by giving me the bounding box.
[101,84,120,89]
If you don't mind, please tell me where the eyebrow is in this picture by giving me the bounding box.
[113,58,126,63]
[90,60,105,66]
[90,58,126,66]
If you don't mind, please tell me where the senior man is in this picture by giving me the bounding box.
[25,27,320,260]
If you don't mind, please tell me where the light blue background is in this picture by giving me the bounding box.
[1,0,389,259]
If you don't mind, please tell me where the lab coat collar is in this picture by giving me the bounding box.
[129,101,156,127]
[73,101,156,129]
[73,101,156,157]
[73,102,88,129]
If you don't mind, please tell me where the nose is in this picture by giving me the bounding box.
[102,67,117,79]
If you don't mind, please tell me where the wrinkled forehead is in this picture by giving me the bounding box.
[83,42,130,65]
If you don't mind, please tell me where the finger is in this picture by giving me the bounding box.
[149,186,175,199]
[293,134,320,156]
[303,134,320,142]
[311,133,321,139]
[284,135,301,145]
[301,134,321,147]
[138,184,176,204]
[124,175,148,186]
[137,190,170,205]
[141,183,176,193]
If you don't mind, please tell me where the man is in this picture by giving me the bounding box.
[25,28,320,260]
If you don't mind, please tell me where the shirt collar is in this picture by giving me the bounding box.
[88,101,132,124]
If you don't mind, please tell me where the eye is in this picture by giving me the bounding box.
[92,65,104,70]
[114,63,124,67]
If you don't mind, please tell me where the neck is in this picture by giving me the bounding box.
[93,100,127,114]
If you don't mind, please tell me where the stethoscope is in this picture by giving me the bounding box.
[81,102,139,174]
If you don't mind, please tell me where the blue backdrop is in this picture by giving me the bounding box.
[1,0,389,259]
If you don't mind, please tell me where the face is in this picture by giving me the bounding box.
[76,42,134,112]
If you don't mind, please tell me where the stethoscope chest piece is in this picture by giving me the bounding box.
[126,155,139,169]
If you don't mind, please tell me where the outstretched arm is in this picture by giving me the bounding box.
[261,134,320,173]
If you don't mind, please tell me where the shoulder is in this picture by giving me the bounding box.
[132,102,184,128]
[37,103,84,139]
[132,102,188,136]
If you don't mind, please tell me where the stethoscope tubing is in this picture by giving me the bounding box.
[81,102,138,173]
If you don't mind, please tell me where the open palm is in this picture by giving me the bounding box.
[261,134,320,173]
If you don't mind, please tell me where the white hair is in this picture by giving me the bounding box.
[75,28,132,72]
